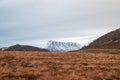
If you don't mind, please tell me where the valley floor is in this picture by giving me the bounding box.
[0,51,120,80]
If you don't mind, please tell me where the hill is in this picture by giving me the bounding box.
[82,28,120,49]
[5,44,49,52]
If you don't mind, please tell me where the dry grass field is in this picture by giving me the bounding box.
[0,51,120,80]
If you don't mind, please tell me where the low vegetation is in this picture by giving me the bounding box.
[0,51,120,80]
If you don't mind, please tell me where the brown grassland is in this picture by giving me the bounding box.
[0,51,120,80]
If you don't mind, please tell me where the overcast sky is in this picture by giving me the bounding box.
[0,0,120,48]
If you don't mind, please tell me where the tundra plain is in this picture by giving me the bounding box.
[0,51,120,80]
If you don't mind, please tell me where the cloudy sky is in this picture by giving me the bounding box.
[0,0,120,48]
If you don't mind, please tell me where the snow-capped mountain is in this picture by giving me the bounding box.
[46,41,81,52]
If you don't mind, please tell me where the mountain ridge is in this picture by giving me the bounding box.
[46,41,81,52]
[4,44,49,51]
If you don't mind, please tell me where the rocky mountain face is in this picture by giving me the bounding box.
[82,28,120,49]
[5,44,49,51]
[46,41,81,52]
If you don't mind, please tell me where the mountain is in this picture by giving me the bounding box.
[46,41,81,52]
[0,47,7,51]
[5,44,49,51]
[82,28,120,49]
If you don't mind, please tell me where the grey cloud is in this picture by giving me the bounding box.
[0,0,120,47]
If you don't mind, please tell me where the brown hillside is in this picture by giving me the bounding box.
[83,28,120,49]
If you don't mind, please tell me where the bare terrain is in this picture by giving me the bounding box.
[0,51,120,80]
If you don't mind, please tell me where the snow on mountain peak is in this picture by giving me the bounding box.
[46,41,81,52]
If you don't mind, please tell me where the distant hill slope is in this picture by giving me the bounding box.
[83,28,120,49]
[5,44,49,51]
